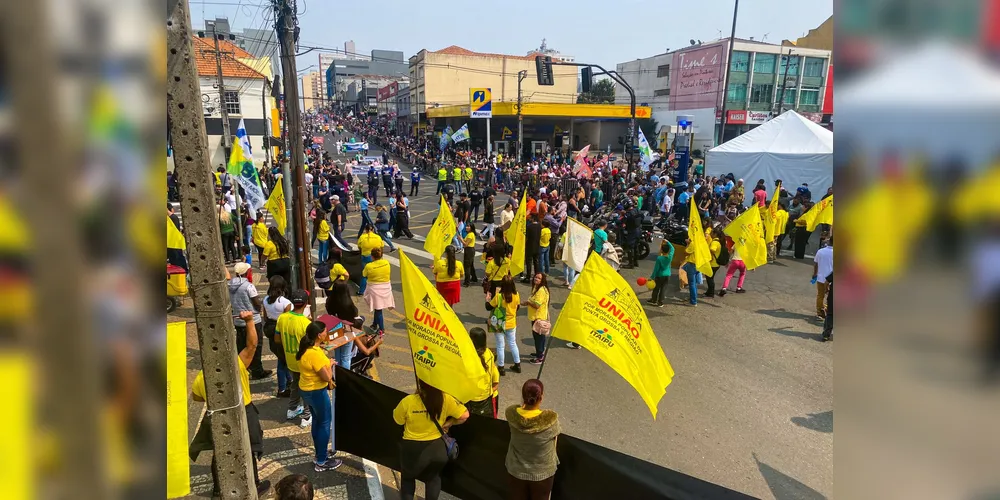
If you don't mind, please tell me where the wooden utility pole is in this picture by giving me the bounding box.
[276,0,315,303]
[168,1,258,499]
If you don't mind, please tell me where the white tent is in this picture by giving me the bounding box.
[707,110,832,201]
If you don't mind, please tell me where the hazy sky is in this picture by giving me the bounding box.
[195,0,832,71]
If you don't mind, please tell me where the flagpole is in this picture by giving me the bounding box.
[535,336,553,380]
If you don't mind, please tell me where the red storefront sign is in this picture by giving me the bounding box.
[726,110,747,124]
[726,110,770,125]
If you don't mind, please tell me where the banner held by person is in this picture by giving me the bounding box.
[263,177,287,234]
[423,196,457,259]
[399,251,491,403]
[550,251,675,418]
[507,191,528,276]
[798,195,833,232]
[166,322,190,498]
[687,202,714,276]
[561,217,593,273]
[724,203,768,270]
[226,118,266,211]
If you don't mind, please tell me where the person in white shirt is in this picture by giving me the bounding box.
[812,238,834,320]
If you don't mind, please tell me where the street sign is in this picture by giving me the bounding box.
[535,56,554,86]
[470,88,492,118]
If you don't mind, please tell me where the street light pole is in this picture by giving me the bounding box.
[517,70,526,164]
[717,0,739,147]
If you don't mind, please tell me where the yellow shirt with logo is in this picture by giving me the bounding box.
[358,232,384,256]
[363,259,391,283]
[539,227,552,248]
[277,311,312,372]
[191,357,251,406]
[317,219,331,242]
[433,259,464,282]
[298,346,331,391]
[489,291,520,330]
[393,393,468,441]
[527,287,549,322]
[252,222,268,248]
[438,169,448,181]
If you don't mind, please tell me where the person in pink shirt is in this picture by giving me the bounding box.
[752,179,768,207]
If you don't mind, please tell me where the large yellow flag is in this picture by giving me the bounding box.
[798,195,834,232]
[399,250,491,403]
[551,251,675,418]
[763,184,782,242]
[423,196,457,259]
[167,216,186,250]
[686,202,714,276]
[724,204,768,270]
[264,179,287,234]
[507,191,528,277]
[166,322,190,498]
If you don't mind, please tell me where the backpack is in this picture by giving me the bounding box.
[486,298,507,333]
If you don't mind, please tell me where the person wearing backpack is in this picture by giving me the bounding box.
[487,275,522,376]
[392,380,469,500]
[704,228,726,298]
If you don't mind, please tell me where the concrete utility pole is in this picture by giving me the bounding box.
[168,1,258,499]
[276,0,315,304]
[517,70,527,164]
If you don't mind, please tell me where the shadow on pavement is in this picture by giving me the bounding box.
[756,308,816,322]
[768,327,824,342]
[790,410,833,433]
[753,452,827,500]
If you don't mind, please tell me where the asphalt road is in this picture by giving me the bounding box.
[172,133,833,499]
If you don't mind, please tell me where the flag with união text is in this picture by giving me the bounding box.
[687,202,714,276]
[399,251,491,402]
[798,195,833,232]
[507,191,528,276]
[264,176,287,234]
[551,252,675,418]
[423,196,456,259]
[763,184,782,242]
[724,203,768,270]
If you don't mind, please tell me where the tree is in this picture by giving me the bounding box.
[577,78,615,104]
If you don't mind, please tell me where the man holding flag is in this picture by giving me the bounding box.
[682,202,714,306]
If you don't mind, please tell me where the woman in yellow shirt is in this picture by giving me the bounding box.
[357,224,384,296]
[251,212,269,270]
[433,246,464,306]
[362,247,394,333]
[487,275,521,375]
[482,240,511,297]
[327,248,350,283]
[523,273,551,364]
[264,226,292,284]
[392,380,469,500]
[294,321,343,472]
[467,327,501,418]
[704,228,724,298]
[462,223,479,287]
[316,212,331,263]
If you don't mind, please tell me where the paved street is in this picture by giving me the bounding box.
[171,136,832,499]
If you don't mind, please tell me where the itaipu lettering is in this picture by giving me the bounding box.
[598,297,641,338]
[412,307,455,340]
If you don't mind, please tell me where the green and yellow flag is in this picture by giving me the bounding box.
[798,195,833,232]
[507,191,528,277]
[763,184,782,242]
[264,179,287,234]
[687,202,714,276]
[423,196,457,259]
[167,216,186,250]
[551,251,675,418]
[399,251,490,403]
[724,204,768,270]
[166,322,190,498]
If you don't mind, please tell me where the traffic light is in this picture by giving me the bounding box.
[535,56,554,86]
[581,67,592,93]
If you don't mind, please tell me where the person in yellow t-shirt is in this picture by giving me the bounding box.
[483,241,511,296]
[393,380,469,500]
[327,248,350,283]
[357,225,384,295]
[294,320,343,471]
[488,275,521,375]
[523,273,551,364]
[539,226,552,274]
[682,237,701,306]
[433,246,465,306]
[275,289,314,425]
[362,247,394,333]
[467,327,500,418]
[252,213,269,269]
[462,223,479,287]
[705,228,724,298]
[773,203,789,259]
[189,311,270,496]
[317,216,332,263]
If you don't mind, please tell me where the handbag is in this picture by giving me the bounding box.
[532,319,551,335]
[423,396,459,461]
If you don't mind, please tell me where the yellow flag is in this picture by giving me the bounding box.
[264,180,287,234]
[686,202,714,276]
[763,184,782,242]
[953,164,1000,222]
[0,353,33,500]
[399,251,491,402]
[798,195,834,232]
[166,322,190,498]
[507,191,528,277]
[551,251,675,418]
[724,204,768,270]
[423,196,457,259]
[166,216,186,250]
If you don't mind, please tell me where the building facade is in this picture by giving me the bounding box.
[301,71,322,111]
[323,50,408,105]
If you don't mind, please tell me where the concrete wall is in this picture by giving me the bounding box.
[616,53,672,111]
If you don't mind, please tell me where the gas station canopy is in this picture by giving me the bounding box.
[426,102,652,120]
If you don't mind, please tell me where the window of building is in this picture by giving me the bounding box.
[730,51,750,72]
[798,85,821,105]
[753,53,776,74]
[750,83,773,103]
[726,83,747,102]
[780,88,797,105]
[780,55,800,76]
[803,57,826,78]
[653,88,670,97]
[224,90,241,115]
[656,64,670,77]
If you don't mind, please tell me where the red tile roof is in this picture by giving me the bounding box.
[192,36,266,79]
[432,45,536,60]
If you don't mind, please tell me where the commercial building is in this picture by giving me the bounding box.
[202,18,281,82]
[376,81,410,132]
[324,49,408,105]
[300,71,322,111]
[407,45,578,138]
